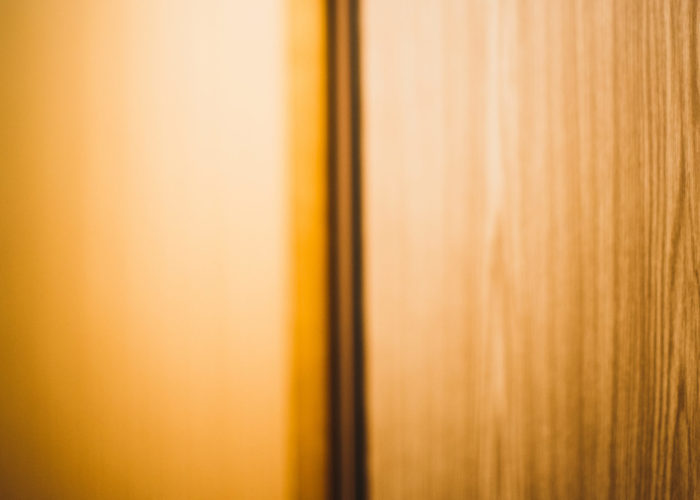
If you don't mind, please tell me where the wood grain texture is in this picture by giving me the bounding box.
[362,0,700,498]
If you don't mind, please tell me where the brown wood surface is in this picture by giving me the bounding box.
[362,0,700,498]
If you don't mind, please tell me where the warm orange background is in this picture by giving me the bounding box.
[0,1,325,498]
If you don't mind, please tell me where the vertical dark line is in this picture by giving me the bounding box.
[326,0,367,497]
[348,0,367,497]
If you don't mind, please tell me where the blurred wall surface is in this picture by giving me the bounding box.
[0,1,297,498]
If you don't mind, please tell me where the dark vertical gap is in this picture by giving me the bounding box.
[348,0,367,497]
[326,0,367,497]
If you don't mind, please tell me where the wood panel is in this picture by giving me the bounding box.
[362,0,700,498]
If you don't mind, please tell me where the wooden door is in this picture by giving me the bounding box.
[363,1,700,498]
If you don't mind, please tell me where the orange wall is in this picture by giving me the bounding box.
[0,1,327,498]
